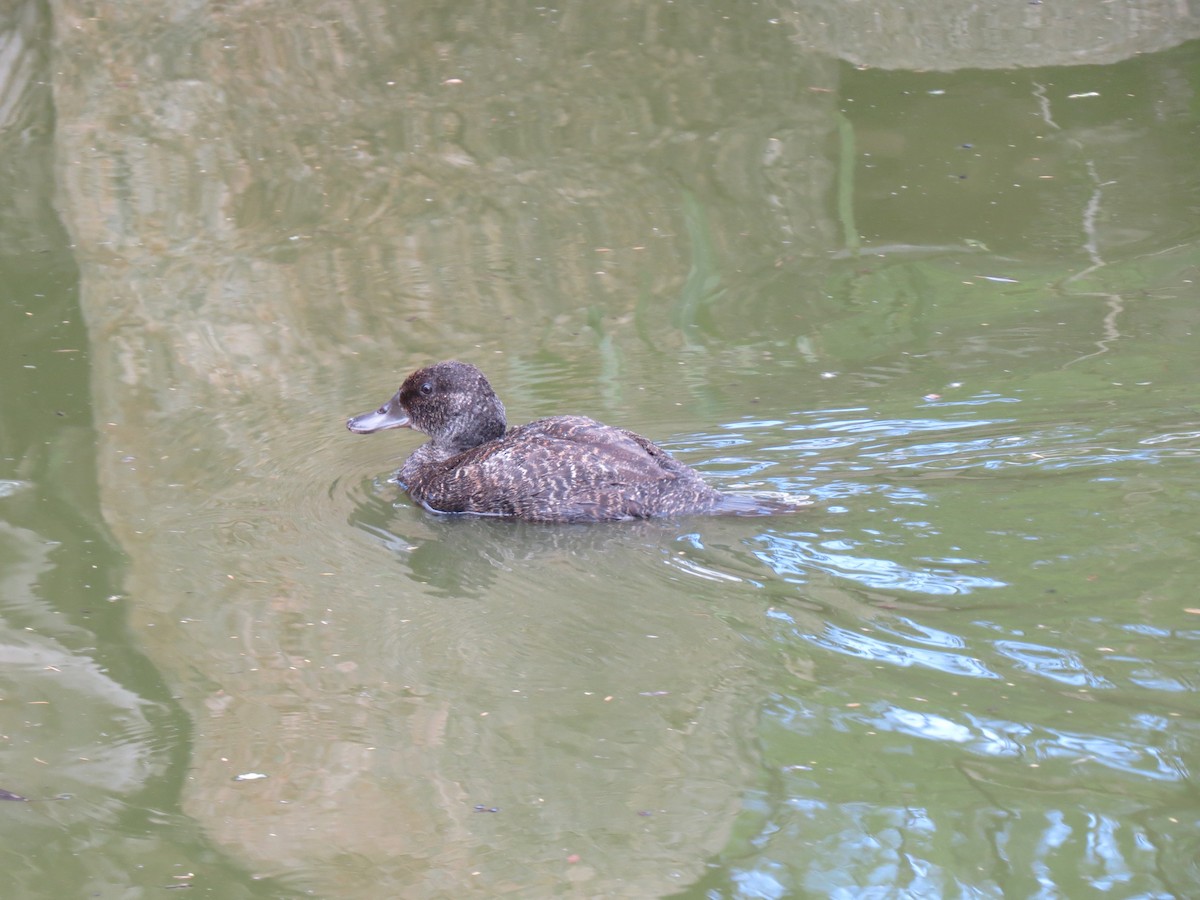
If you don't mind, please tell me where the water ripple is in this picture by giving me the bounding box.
[855,704,1190,781]
[755,533,1006,594]
[994,640,1116,688]
[803,624,1001,679]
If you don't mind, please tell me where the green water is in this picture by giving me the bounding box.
[1,2,1198,896]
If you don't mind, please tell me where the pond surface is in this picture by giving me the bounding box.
[2,2,1199,897]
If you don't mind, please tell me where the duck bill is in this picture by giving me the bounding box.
[347,393,410,434]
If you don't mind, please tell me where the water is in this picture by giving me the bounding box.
[2,1,1199,896]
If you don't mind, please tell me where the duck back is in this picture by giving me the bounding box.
[400,415,725,523]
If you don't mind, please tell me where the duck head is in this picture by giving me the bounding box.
[347,360,507,451]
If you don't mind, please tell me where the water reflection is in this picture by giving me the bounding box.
[805,623,1000,678]
[0,512,185,891]
[348,487,693,599]
[41,0,1200,893]
[861,701,1189,782]
[993,640,1115,689]
[720,801,1185,898]
[756,532,1005,594]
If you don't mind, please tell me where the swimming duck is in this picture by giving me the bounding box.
[347,360,786,523]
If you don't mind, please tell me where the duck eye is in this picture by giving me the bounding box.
[420,381,433,395]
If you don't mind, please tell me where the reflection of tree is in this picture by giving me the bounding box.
[0,2,58,252]
[44,0,1200,895]
[785,0,1200,71]
[0,5,276,893]
[53,2,843,379]
[50,5,840,892]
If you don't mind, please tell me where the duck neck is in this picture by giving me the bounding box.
[440,393,506,451]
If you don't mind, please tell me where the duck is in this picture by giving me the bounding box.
[347,360,797,523]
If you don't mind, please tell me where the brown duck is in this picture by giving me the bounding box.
[348,360,800,523]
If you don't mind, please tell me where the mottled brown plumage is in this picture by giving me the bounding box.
[348,360,787,523]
